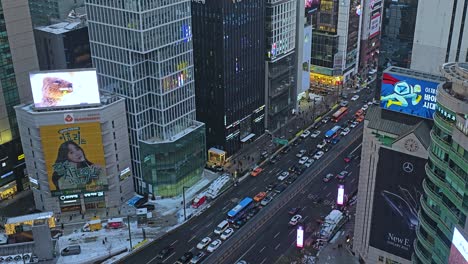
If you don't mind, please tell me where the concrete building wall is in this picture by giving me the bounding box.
[15,97,134,214]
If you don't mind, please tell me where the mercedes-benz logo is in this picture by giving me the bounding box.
[402,162,414,173]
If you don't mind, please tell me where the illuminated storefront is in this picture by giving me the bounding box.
[0,181,17,200]
[310,72,344,86]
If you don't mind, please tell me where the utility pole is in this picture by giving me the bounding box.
[127,215,133,250]
[183,186,189,221]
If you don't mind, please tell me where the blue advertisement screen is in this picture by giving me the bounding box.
[380,73,440,119]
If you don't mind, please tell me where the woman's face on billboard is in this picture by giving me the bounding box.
[67,144,85,163]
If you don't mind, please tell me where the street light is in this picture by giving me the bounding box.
[182,186,189,221]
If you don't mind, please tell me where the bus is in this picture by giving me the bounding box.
[325,125,342,139]
[331,107,349,122]
[227,197,254,223]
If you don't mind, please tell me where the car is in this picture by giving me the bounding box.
[331,138,340,144]
[340,100,349,107]
[355,109,364,117]
[313,151,325,160]
[317,141,327,149]
[176,252,194,264]
[323,144,332,152]
[61,245,81,256]
[293,140,300,146]
[312,122,321,129]
[250,167,263,177]
[351,95,360,101]
[356,115,365,122]
[295,166,306,175]
[274,184,287,193]
[277,171,290,181]
[296,149,307,158]
[298,156,309,165]
[253,191,267,202]
[261,151,269,159]
[220,228,234,240]
[232,220,245,229]
[207,239,222,253]
[196,237,212,249]
[260,196,273,206]
[304,159,314,168]
[269,156,278,164]
[321,116,331,123]
[323,173,334,182]
[361,104,369,111]
[267,182,277,191]
[190,252,206,264]
[300,130,311,138]
[310,130,321,138]
[248,207,260,217]
[337,170,349,180]
[288,207,301,215]
[344,155,354,163]
[340,127,350,136]
[281,146,291,154]
[289,214,303,226]
[157,246,174,259]
[350,121,359,128]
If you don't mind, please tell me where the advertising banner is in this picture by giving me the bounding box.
[369,147,425,260]
[30,69,101,109]
[301,25,313,94]
[369,13,381,38]
[380,72,441,119]
[449,228,468,264]
[40,123,108,196]
[305,0,321,14]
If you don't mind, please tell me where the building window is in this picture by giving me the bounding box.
[378,256,384,262]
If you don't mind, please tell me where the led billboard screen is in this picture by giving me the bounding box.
[369,147,425,260]
[380,72,440,119]
[337,185,345,205]
[40,122,108,196]
[448,228,468,264]
[305,0,320,14]
[297,226,304,248]
[301,25,312,95]
[30,69,101,109]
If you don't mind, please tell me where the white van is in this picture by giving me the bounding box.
[214,220,229,235]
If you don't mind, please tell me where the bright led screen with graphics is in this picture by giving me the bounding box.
[380,73,441,119]
[30,69,101,109]
[40,123,108,196]
[448,228,468,264]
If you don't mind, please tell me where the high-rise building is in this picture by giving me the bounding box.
[85,1,206,197]
[378,0,419,70]
[411,0,468,75]
[192,0,265,155]
[29,0,84,26]
[359,0,384,73]
[0,0,39,199]
[414,62,468,264]
[309,0,362,89]
[264,0,297,131]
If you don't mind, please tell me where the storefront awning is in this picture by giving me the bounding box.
[240,133,255,143]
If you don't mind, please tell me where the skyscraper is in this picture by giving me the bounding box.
[191,0,266,155]
[85,0,206,197]
[29,0,84,26]
[0,0,39,199]
[414,62,468,263]
[411,0,468,74]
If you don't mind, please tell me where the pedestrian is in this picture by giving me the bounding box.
[61,223,64,230]
[105,237,108,242]
[102,240,105,245]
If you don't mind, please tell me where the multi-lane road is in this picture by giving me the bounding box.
[120,90,372,264]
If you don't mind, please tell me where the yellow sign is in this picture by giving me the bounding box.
[17,154,25,160]
[40,123,107,196]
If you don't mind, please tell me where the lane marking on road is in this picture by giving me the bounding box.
[160,252,175,263]
[252,186,257,192]
[260,246,266,253]
[274,231,281,238]
[351,178,356,183]
[189,224,199,231]
[349,143,362,155]
[189,247,194,252]
[326,192,331,197]
[303,216,309,222]
[344,164,349,169]
[188,235,197,243]
[348,172,353,177]
[275,243,281,250]
[289,229,295,235]
[222,205,230,211]
[204,221,213,228]
[235,242,257,263]
[303,205,307,210]
[260,257,268,264]
[170,240,178,246]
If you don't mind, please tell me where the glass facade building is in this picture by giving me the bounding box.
[414,62,468,264]
[85,0,206,196]
[192,0,265,155]
[29,0,84,26]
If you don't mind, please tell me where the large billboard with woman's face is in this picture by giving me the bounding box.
[40,122,108,196]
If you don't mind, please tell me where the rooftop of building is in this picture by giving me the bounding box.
[440,62,468,101]
[35,20,87,34]
[384,66,446,83]
[366,105,433,149]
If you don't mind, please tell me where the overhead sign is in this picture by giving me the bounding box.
[29,69,101,109]
[380,72,441,119]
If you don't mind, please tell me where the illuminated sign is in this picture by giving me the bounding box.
[83,191,104,198]
[337,185,345,205]
[28,177,38,185]
[29,69,101,109]
[0,171,13,179]
[17,154,25,161]
[380,72,441,119]
[297,226,304,248]
[120,167,131,181]
[59,194,79,201]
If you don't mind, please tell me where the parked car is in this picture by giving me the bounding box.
[340,100,349,107]
[321,116,331,123]
[190,252,206,264]
[310,130,321,138]
[175,252,194,264]
[207,239,222,253]
[317,141,327,149]
[61,245,81,256]
[232,220,245,229]
[253,192,267,202]
[340,127,351,136]
[300,130,311,138]
[277,171,290,181]
[197,237,212,249]
[220,228,234,240]
[313,151,325,160]
[304,159,314,168]
[296,149,307,158]
[323,173,334,182]
[260,196,273,206]
[351,95,360,101]
[289,214,303,226]
[298,156,309,165]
